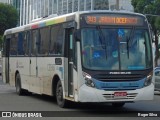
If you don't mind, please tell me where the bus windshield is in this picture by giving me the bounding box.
[81,27,152,70]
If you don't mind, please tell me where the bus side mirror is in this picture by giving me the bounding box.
[74,30,81,41]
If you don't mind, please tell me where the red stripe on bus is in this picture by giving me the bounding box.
[31,24,39,29]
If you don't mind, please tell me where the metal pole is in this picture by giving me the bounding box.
[26,0,28,24]
[84,0,86,11]
[57,0,58,15]
[29,0,31,23]
[23,0,25,25]
[72,0,74,13]
[48,0,49,16]
[91,0,93,10]
[62,0,63,14]
[20,0,22,26]
[116,0,119,10]
[78,0,80,11]
[67,0,68,13]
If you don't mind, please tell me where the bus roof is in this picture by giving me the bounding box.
[4,10,146,36]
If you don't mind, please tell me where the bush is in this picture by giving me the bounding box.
[0,35,3,50]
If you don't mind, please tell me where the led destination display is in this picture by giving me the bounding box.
[85,14,144,26]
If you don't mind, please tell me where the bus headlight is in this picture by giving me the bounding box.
[83,72,95,88]
[144,72,153,86]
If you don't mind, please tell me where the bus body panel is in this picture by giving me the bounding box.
[6,56,66,96]
[36,57,65,95]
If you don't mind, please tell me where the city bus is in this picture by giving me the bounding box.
[2,11,154,108]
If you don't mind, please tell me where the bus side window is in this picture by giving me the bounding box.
[17,32,25,55]
[50,25,63,55]
[31,30,38,56]
[10,33,18,56]
[38,27,50,56]
[22,31,30,56]
[26,31,30,56]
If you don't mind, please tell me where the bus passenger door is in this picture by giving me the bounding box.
[29,30,39,93]
[30,30,38,76]
[5,37,10,83]
[65,28,74,97]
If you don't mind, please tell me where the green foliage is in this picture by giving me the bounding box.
[0,3,18,36]
[0,35,3,49]
[131,0,160,66]
[0,3,18,49]
[132,0,150,12]
[155,17,160,31]
[131,0,138,8]
[131,0,159,31]
[0,35,2,42]
[154,0,160,15]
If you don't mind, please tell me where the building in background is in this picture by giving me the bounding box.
[6,0,133,26]
[109,0,133,11]
[0,0,8,3]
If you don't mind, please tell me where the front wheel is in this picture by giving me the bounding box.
[56,80,69,108]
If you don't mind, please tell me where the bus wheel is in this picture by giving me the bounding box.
[16,73,25,95]
[112,102,125,108]
[56,80,68,108]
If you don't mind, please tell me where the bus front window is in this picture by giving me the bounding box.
[81,28,152,71]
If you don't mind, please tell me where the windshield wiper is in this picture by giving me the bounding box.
[96,26,108,60]
[126,37,130,59]
[126,29,134,59]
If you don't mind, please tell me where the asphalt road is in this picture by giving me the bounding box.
[0,78,160,120]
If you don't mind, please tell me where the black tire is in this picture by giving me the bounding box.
[112,102,125,108]
[56,80,68,108]
[16,73,25,95]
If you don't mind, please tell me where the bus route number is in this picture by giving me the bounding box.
[87,16,97,24]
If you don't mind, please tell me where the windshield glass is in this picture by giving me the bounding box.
[81,27,152,70]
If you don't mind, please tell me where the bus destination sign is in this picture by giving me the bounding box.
[85,15,144,26]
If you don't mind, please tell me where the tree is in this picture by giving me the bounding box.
[131,0,160,66]
[0,3,18,48]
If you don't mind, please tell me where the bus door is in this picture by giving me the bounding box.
[5,36,11,83]
[29,30,39,92]
[65,28,74,97]
[30,30,38,77]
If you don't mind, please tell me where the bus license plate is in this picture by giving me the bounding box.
[114,92,127,98]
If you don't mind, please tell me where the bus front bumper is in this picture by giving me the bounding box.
[78,84,154,103]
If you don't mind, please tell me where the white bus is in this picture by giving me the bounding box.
[2,11,154,108]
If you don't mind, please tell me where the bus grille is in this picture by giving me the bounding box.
[103,93,137,100]
[94,74,145,81]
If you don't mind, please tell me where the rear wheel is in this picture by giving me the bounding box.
[16,73,26,95]
[112,102,125,108]
[56,80,68,108]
